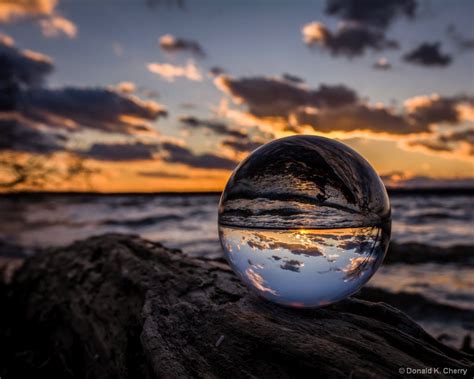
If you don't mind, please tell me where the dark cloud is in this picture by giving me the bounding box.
[406,95,470,126]
[299,95,473,135]
[208,66,225,77]
[403,42,452,67]
[179,115,247,138]
[77,140,239,169]
[221,138,263,153]
[315,84,359,107]
[282,73,304,84]
[159,34,205,57]
[216,75,357,119]
[303,22,398,57]
[294,103,417,134]
[81,142,159,161]
[162,142,237,169]
[0,34,53,87]
[408,129,474,156]
[447,24,474,52]
[216,74,473,135]
[21,87,168,134]
[280,260,303,273]
[0,118,63,153]
[325,0,417,29]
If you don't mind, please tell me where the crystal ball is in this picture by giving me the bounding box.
[218,135,391,308]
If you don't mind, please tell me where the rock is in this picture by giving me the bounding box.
[0,234,472,378]
[462,335,474,355]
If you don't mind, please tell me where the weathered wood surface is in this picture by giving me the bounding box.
[0,234,472,378]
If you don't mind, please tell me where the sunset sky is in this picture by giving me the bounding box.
[1,0,473,192]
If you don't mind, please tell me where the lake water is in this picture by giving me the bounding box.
[1,193,472,257]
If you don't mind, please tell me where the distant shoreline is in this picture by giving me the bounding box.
[1,187,473,197]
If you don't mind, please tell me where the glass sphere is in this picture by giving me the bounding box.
[218,135,391,308]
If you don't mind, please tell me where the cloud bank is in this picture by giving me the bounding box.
[214,74,474,159]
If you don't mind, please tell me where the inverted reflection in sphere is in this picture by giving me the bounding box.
[218,135,391,308]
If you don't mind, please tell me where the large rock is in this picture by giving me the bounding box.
[0,234,472,378]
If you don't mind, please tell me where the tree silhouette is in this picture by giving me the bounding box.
[0,152,97,190]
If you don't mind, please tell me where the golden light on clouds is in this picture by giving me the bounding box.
[301,21,328,45]
[0,0,57,22]
[147,61,203,82]
[0,0,77,39]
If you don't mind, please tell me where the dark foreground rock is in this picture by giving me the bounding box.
[0,234,472,379]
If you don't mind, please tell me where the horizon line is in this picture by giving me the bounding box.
[1,187,474,197]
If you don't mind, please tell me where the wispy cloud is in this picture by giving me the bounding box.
[373,57,391,70]
[447,25,474,52]
[179,115,248,139]
[114,81,136,94]
[79,139,239,169]
[161,142,237,169]
[80,142,159,161]
[39,14,77,38]
[159,34,205,57]
[0,0,77,39]
[406,129,474,158]
[147,60,203,82]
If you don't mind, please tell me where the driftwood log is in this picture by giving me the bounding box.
[0,234,472,378]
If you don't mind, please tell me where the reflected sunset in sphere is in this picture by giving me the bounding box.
[219,135,391,308]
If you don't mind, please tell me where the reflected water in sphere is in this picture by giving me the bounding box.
[218,135,391,308]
